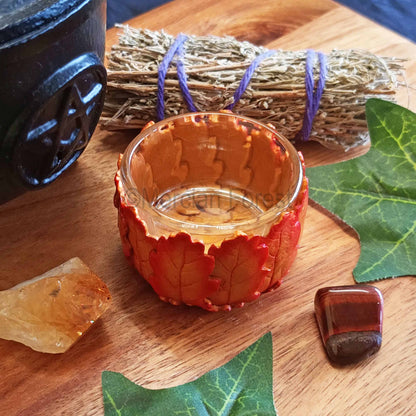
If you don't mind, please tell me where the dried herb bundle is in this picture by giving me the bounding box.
[102,26,405,150]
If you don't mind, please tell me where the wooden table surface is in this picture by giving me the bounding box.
[1,0,415,415]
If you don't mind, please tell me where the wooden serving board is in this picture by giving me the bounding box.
[1,1,415,414]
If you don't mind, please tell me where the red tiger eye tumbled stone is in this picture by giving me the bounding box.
[314,285,383,364]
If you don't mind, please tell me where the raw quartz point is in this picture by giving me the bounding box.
[0,258,111,353]
[314,285,383,365]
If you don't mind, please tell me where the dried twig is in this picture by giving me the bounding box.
[102,26,405,151]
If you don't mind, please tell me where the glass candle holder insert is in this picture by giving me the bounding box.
[115,112,308,311]
[119,112,303,245]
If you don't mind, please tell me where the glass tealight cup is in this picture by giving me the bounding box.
[119,112,303,244]
[115,112,308,311]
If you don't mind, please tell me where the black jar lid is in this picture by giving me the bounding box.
[0,0,87,46]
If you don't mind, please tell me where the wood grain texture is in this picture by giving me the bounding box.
[1,0,415,415]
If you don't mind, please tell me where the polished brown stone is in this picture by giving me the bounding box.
[314,285,383,364]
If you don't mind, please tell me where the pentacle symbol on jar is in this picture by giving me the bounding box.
[10,53,106,187]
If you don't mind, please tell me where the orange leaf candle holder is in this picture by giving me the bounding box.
[115,112,308,311]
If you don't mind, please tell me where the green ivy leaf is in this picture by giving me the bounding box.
[306,98,416,282]
[102,333,277,416]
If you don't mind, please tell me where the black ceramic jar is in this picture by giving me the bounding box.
[0,0,107,203]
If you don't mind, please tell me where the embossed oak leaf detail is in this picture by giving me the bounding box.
[207,235,269,311]
[115,169,157,281]
[260,175,309,292]
[139,120,188,199]
[208,113,252,188]
[148,233,219,308]
[118,205,158,282]
[172,114,223,183]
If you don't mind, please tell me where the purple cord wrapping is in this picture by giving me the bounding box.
[157,34,189,121]
[296,49,327,142]
[226,50,277,110]
[157,37,327,137]
[176,44,198,113]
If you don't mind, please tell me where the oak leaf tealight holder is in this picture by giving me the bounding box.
[114,112,308,311]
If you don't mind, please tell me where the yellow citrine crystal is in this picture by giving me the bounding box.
[0,258,111,353]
